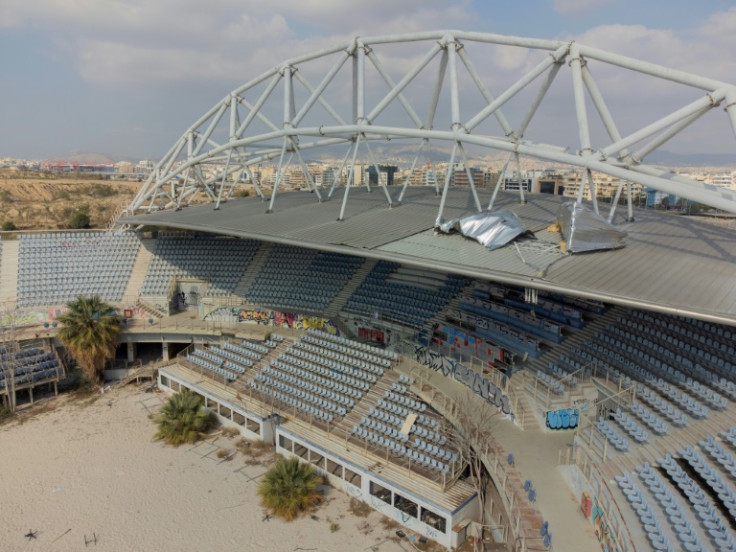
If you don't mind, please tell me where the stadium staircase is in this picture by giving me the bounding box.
[121,237,154,301]
[323,258,377,319]
[0,239,19,307]
[506,376,536,431]
[231,242,272,300]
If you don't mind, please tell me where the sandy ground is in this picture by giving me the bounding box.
[0,386,412,552]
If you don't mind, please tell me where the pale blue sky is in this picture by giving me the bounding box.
[1,0,735,159]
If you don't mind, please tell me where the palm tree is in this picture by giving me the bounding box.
[154,389,216,446]
[56,295,122,386]
[258,457,323,520]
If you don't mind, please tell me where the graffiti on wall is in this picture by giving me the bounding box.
[204,307,339,335]
[413,345,513,416]
[0,310,47,327]
[591,504,621,552]
[545,408,579,430]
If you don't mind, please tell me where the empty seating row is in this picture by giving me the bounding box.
[301,334,391,368]
[637,386,688,427]
[293,341,384,375]
[286,348,376,385]
[252,374,346,418]
[208,346,252,370]
[678,445,736,521]
[187,353,238,381]
[261,367,354,411]
[306,328,397,361]
[629,400,669,435]
[271,360,362,402]
[344,261,465,329]
[141,235,258,296]
[615,471,675,551]
[278,354,370,392]
[244,245,363,313]
[700,436,736,479]
[612,408,649,443]
[659,453,736,551]
[535,369,564,395]
[350,425,452,474]
[594,417,628,452]
[250,383,334,423]
[18,232,140,306]
[222,342,262,362]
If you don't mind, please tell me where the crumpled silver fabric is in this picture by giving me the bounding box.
[557,201,627,253]
[438,209,529,250]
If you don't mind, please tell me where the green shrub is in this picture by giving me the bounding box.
[258,457,323,520]
[69,212,90,229]
[154,389,216,446]
[1,221,17,231]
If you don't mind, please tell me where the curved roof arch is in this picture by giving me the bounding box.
[128,30,736,222]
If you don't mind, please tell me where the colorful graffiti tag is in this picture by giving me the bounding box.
[591,504,621,552]
[413,345,512,416]
[0,310,47,327]
[204,307,339,335]
[545,408,579,430]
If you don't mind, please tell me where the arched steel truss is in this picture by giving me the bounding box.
[129,30,736,224]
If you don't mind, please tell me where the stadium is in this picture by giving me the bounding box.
[3,31,736,551]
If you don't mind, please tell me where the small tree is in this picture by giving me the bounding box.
[155,389,216,446]
[449,390,500,548]
[258,457,323,520]
[56,295,121,385]
[70,212,90,229]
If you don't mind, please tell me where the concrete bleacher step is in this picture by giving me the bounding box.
[121,238,155,302]
[336,371,400,434]
[506,377,536,431]
[323,257,377,320]
[0,239,19,306]
[231,242,273,299]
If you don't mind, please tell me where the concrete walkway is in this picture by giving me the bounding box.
[401,359,601,552]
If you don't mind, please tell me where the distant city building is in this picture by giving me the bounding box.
[449,162,483,187]
[711,173,734,188]
[42,160,116,174]
[368,165,398,186]
[135,160,155,176]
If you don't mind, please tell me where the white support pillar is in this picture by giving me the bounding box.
[127,342,137,363]
[435,142,458,227]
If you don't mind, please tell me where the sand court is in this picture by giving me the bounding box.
[0,386,411,552]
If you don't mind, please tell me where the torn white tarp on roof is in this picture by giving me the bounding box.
[437,209,531,250]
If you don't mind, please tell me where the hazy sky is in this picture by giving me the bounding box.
[2,0,736,160]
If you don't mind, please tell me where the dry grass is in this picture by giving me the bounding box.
[216,448,231,459]
[235,437,275,465]
[380,516,400,531]
[221,427,240,438]
[348,497,373,518]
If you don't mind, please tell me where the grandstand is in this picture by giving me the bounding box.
[0,187,735,549]
[6,26,736,550]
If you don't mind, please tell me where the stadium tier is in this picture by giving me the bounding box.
[343,261,467,329]
[244,244,364,313]
[3,214,736,552]
[17,232,140,307]
[0,345,62,389]
[140,233,259,297]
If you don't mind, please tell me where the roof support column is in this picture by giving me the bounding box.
[328,145,353,200]
[267,138,289,213]
[338,135,362,221]
[515,152,526,205]
[398,139,426,204]
[488,153,512,211]
[435,142,458,227]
